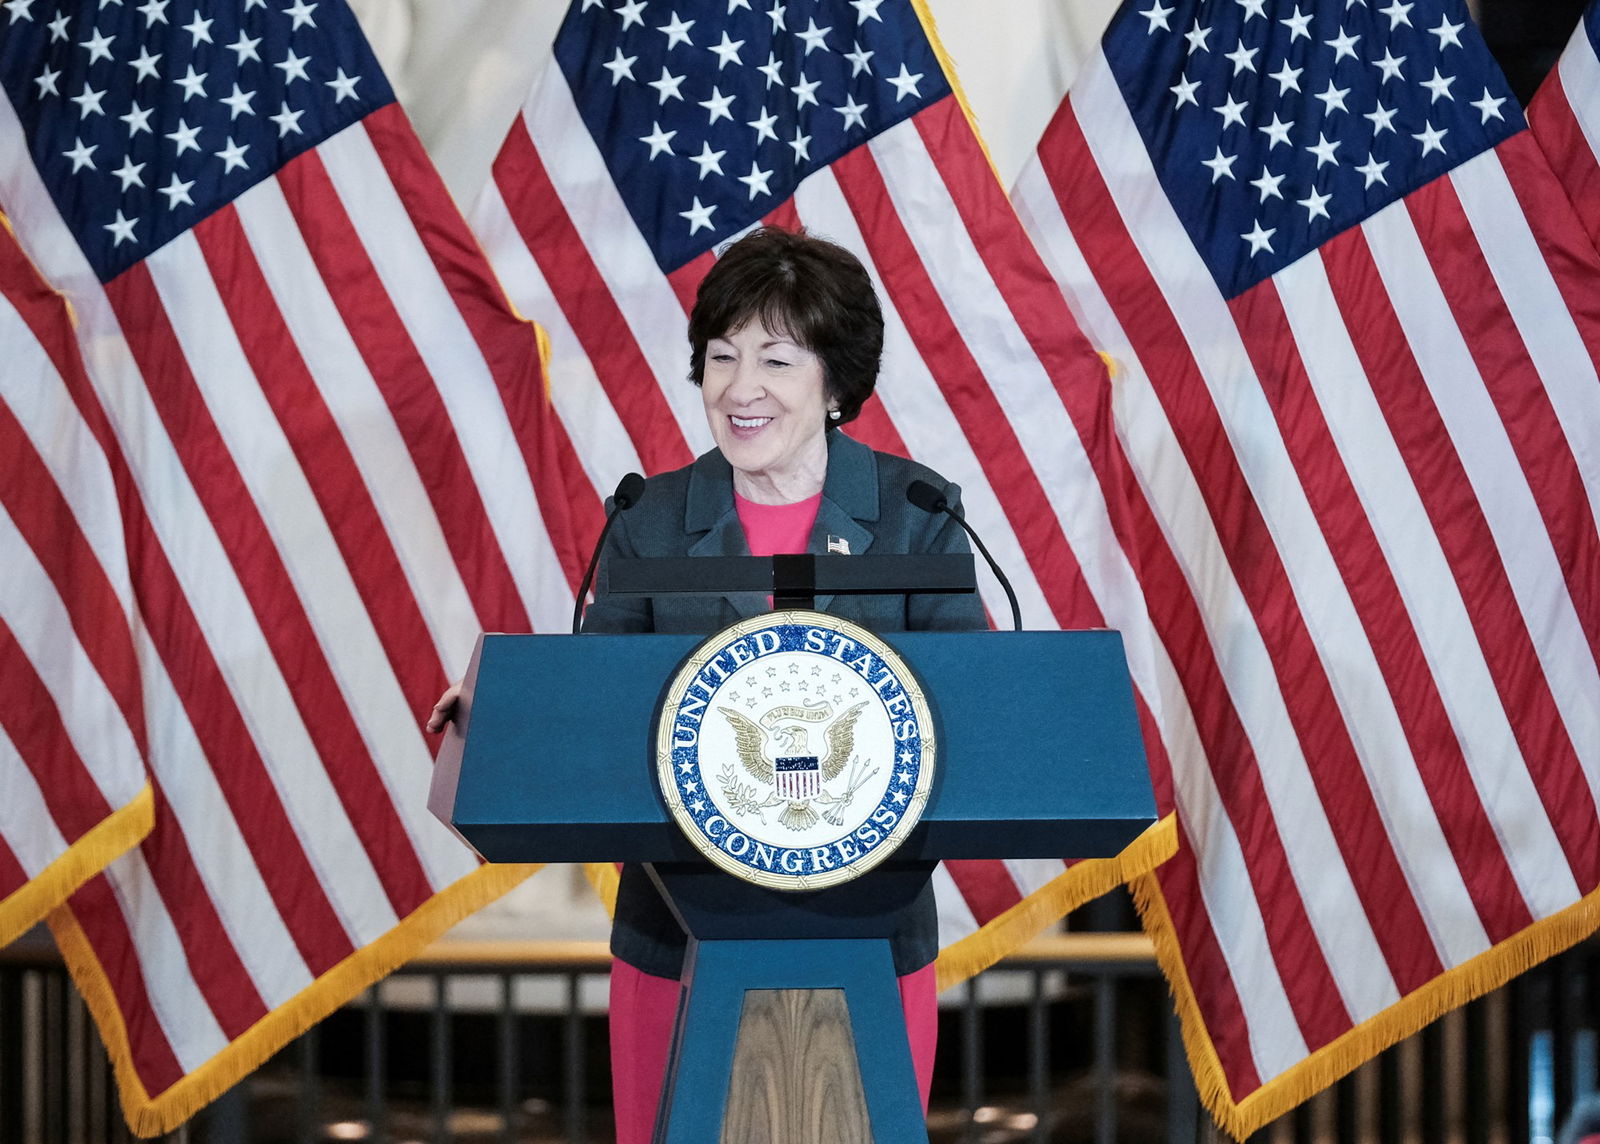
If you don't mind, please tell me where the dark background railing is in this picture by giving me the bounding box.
[4,913,1597,1144]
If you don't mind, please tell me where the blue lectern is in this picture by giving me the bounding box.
[430,628,1156,1143]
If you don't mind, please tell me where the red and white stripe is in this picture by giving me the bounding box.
[474,41,1171,951]
[1,94,579,1123]
[0,233,149,945]
[1013,42,1600,1120]
[1529,12,1600,251]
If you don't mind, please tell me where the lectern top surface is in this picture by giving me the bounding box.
[433,628,1157,865]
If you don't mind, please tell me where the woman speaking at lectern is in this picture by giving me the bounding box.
[430,227,985,1142]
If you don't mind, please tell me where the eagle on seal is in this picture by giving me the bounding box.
[718,701,869,830]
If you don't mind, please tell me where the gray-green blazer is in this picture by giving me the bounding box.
[583,431,987,978]
[582,430,988,635]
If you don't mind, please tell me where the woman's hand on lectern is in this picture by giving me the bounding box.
[425,681,462,734]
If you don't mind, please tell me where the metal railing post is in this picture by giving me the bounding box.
[1292,1097,1313,1143]
[1336,1070,1359,1144]
[1556,953,1576,1130]
[0,966,23,1144]
[207,1083,250,1144]
[1422,1019,1445,1143]
[565,971,587,1144]
[1028,968,1049,1144]
[1511,972,1533,1144]
[297,1022,320,1144]
[499,974,518,1144]
[365,984,387,1144]
[431,973,451,1144]
[961,977,982,1144]
[1167,1006,1200,1144]
[1094,973,1116,1144]
[1465,996,1490,1144]
[45,966,65,1144]
[1379,1044,1402,1144]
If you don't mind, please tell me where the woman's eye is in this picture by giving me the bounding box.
[766,358,792,369]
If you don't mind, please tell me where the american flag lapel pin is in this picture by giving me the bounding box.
[827,535,850,555]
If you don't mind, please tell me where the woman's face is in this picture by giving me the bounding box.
[701,318,833,501]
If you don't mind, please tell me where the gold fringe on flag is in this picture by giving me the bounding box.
[585,860,622,915]
[55,860,541,1138]
[584,817,1176,995]
[0,785,153,949]
[1133,870,1600,1140]
[935,813,1177,991]
[905,0,1004,187]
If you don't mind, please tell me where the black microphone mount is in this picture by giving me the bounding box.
[906,479,1023,632]
[572,473,646,634]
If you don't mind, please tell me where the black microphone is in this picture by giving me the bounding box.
[573,472,647,634]
[906,479,1022,632]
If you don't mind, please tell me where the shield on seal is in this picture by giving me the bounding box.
[774,755,821,800]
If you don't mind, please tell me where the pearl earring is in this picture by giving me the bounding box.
[828,409,841,421]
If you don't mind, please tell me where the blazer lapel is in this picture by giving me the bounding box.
[809,432,879,613]
[685,452,768,620]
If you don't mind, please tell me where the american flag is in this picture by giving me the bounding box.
[0,0,577,1132]
[1528,1,1600,249]
[1013,0,1600,1132]
[471,0,1180,984]
[0,225,151,949]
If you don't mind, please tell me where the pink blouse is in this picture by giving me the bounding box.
[734,491,822,557]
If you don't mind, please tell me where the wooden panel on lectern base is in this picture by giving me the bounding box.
[721,988,871,1144]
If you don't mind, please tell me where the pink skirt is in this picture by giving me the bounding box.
[609,959,939,1144]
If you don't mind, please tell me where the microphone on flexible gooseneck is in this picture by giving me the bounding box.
[906,479,1023,632]
[572,472,647,634]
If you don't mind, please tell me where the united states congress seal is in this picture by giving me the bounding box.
[655,610,935,891]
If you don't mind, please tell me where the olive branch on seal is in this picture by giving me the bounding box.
[718,764,781,823]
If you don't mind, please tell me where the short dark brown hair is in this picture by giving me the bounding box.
[687,227,883,426]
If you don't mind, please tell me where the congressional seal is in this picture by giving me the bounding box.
[655,610,935,892]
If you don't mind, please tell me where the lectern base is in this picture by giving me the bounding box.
[654,939,928,1144]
